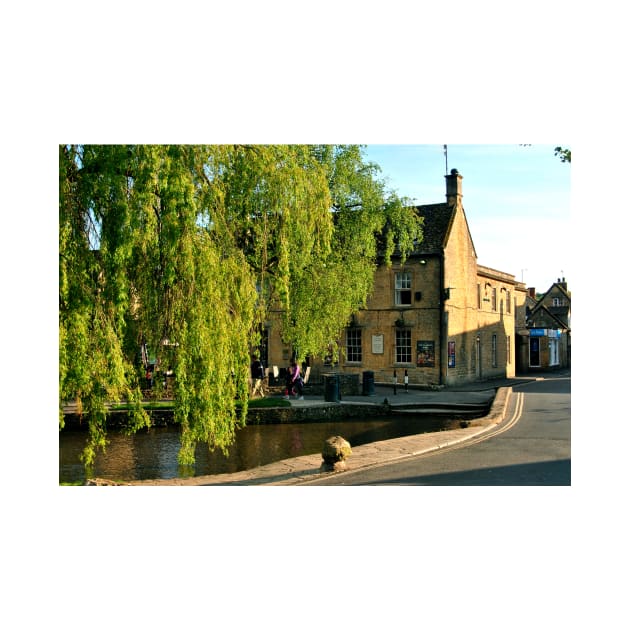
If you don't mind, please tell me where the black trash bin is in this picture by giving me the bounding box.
[362,370,375,396]
[324,374,340,402]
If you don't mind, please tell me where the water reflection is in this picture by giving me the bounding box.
[59,415,461,484]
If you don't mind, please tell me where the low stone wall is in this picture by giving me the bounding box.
[62,400,391,430]
[63,408,173,430]
[247,402,390,424]
[62,388,499,431]
[305,373,360,396]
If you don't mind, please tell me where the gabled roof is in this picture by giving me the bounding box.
[532,281,571,327]
[525,294,538,308]
[413,202,477,258]
[538,281,571,303]
[529,303,570,331]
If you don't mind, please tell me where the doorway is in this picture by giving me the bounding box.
[529,337,541,367]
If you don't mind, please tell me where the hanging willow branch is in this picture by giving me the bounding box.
[59,144,423,467]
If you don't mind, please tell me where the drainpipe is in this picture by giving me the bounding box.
[438,250,445,386]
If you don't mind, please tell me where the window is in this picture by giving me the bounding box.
[346,328,362,363]
[395,272,412,305]
[506,290,511,313]
[395,329,412,363]
[507,335,511,364]
[530,338,540,367]
[491,287,497,311]
[477,283,481,309]
[492,334,497,367]
[549,338,559,366]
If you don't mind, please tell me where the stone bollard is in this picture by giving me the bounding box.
[321,435,352,472]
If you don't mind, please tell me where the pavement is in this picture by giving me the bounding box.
[125,374,544,487]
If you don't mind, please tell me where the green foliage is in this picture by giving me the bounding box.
[554,146,571,163]
[59,144,422,465]
[285,145,423,361]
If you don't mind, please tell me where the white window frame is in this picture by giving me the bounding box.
[395,329,412,363]
[395,272,412,306]
[346,328,362,363]
[549,338,560,366]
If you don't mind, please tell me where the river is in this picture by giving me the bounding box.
[59,415,464,484]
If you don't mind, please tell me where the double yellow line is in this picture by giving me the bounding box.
[467,390,525,448]
[429,390,525,456]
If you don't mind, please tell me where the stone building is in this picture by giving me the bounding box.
[516,279,571,371]
[263,169,525,388]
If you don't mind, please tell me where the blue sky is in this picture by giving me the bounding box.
[363,144,571,294]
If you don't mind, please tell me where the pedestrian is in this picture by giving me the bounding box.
[288,359,304,400]
[250,354,265,398]
[283,364,293,399]
[145,364,154,389]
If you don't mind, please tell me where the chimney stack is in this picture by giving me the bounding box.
[528,287,536,299]
[445,168,463,207]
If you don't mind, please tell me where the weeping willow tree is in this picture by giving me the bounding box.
[286,145,423,360]
[59,144,423,468]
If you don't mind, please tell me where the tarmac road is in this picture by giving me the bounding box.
[297,372,571,485]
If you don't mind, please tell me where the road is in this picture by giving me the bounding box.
[302,373,571,485]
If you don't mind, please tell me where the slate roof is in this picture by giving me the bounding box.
[412,203,454,254]
[531,281,571,329]
[411,202,477,260]
[528,303,570,330]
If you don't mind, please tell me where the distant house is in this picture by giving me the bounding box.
[516,279,571,371]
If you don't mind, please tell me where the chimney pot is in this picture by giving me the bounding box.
[445,169,463,206]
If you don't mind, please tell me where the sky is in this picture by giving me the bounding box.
[362,144,571,293]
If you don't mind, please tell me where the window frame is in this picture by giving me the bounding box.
[394,271,412,306]
[395,329,412,364]
[345,327,362,363]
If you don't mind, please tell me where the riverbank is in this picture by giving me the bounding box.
[88,386,512,485]
[76,376,540,485]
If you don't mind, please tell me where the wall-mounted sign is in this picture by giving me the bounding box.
[416,340,435,367]
[529,328,546,337]
[448,341,456,368]
[372,334,384,354]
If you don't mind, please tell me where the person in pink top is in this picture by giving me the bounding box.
[284,359,304,400]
